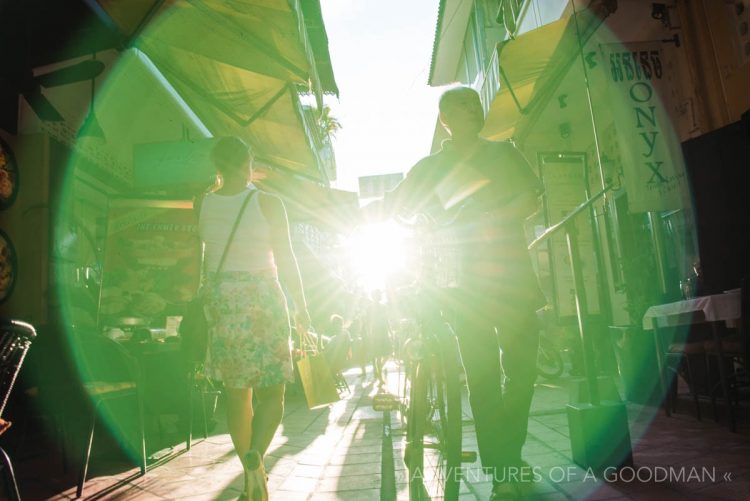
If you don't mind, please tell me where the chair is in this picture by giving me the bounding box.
[185,364,220,451]
[0,318,37,501]
[703,276,749,432]
[67,328,147,498]
[663,337,705,420]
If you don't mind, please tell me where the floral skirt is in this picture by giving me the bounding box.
[203,271,294,389]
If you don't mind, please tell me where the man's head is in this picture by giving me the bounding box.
[438,86,485,139]
[211,136,253,183]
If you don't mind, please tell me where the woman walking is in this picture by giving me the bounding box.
[198,136,310,500]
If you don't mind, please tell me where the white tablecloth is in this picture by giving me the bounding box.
[642,290,741,330]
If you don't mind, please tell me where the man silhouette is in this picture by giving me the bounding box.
[367,86,545,499]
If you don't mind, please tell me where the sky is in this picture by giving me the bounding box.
[319,0,446,194]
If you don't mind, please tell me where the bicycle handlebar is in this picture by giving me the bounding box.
[390,203,470,231]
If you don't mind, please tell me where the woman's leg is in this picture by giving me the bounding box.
[224,387,254,460]
[250,384,285,456]
[224,386,255,497]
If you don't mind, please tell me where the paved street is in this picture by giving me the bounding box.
[13,362,750,500]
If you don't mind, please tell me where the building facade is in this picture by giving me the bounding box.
[428,0,750,330]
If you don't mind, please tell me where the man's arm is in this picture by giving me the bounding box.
[489,190,541,223]
[361,158,432,221]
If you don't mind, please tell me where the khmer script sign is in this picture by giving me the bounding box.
[599,42,691,213]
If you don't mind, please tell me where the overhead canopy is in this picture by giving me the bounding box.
[93,0,336,181]
[482,19,568,140]
[139,1,315,83]
[299,0,340,97]
[147,45,324,178]
[95,0,337,91]
[481,1,615,141]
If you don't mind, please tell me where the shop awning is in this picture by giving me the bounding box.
[146,46,323,178]
[91,0,335,181]
[481,1,615,141]
[93,0,335,89]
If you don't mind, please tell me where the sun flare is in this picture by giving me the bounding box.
[345,221,411,292]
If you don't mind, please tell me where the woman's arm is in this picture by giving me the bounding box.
[261,193,311,334]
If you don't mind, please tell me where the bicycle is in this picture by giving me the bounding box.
[404,291,467,500]
[535,306,567,380]
[374,214,476,501]
[537,330,565,380]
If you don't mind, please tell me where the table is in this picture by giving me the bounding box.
[122,338,219,451]
[642,290,741,330]
[642,290,742,430]
[118,338,193,451]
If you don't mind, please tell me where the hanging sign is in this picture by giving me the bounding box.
[598,42,691,213]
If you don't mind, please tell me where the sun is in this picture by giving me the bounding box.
[345,221,411,292]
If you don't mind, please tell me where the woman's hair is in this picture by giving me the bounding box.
[210,136,253,174]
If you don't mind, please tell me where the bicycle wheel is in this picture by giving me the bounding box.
[405,360,429,501]
[537,337,564,380]
[435,324,463,501]
[405,328,463,501]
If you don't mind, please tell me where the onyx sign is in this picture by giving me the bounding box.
[599,43,689,213]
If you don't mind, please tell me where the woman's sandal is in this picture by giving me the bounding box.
[237,477,269,500]
[243,450,269,501]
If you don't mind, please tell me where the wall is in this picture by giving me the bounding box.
[677,0,750,130]
[0,133,54,325]
[17,49,213,189]
[430,0,721,325]
[515,1,711,325]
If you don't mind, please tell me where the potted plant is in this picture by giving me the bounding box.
[609,209,663,405]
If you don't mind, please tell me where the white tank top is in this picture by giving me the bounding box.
[198,188,276,274]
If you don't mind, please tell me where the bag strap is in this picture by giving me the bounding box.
[215,190,256,274]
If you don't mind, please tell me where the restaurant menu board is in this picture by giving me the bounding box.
[0,229,17,304]
[99,199,201,326]
[539,153,600,319]
[0,137,18,210]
